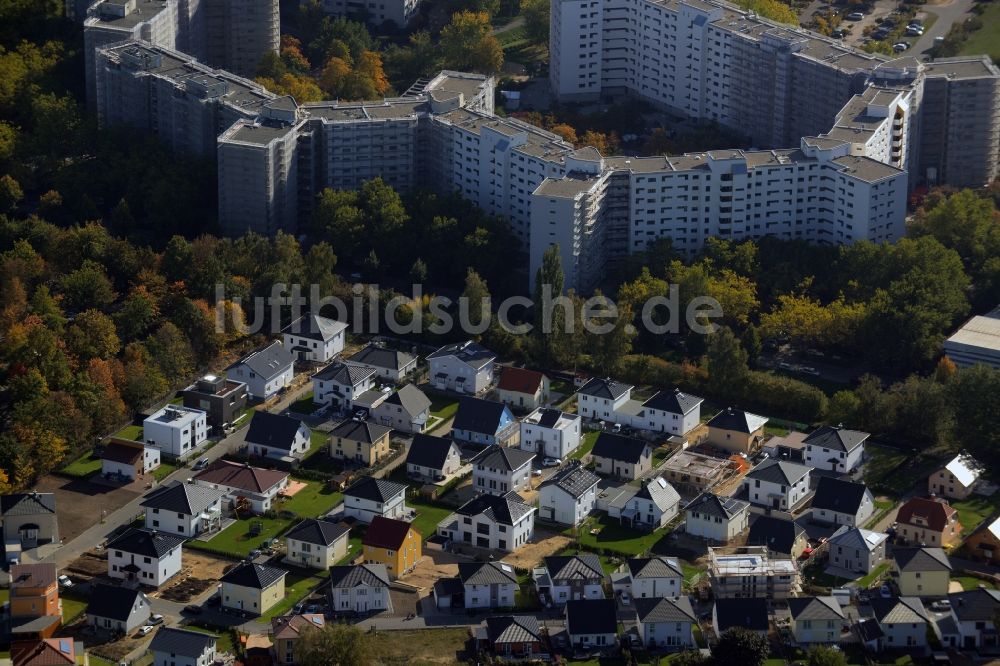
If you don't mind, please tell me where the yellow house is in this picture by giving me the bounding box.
[220,562,286,615]
[892,547,952,597]
[330,420,392,466]
[706,408,768,455]
[361,516,421,579]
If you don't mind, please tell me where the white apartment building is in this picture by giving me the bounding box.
[520,408,582,460]
[143,405,209,458]
[319,0,421,28]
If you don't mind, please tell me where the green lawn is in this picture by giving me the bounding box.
[289,392,319,415]
[338,535,363,565]
[62,594,89,623]
[953,575,998,591]
[652,446,672,467]
[572,430,600,460]
[61,451,103,478]
[153,461,179,481]
[549,379,574,397]
[803,561,851,589]
[865,499,898,529]
[959,1,1000,62]
[864,444,940,495]
[429,395,460,421]
[183,625,235,654]
[407,497,455,540]
[571,514,665,556]
[305,430,330,459]
[280,481,342,518]
[1,588,9,604]
[951,495,1000,535]
[857,561,891,588]
[114,424,144,441]
[262,571,324,619]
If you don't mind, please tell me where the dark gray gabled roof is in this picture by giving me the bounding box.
[140,481,224,515]
[221,562,286,589]
[539,462,600,499]
[427,341,495,369]
[87,584,147,621]
[452,397,510,435]
[313,361,375,387]
[330,419,391,445]
[150,627,216,657]
[343,476,407,503]
[566,599,617,635]
[714,597,769,632]
[486,616,542,644]
[382,384,431,416]
[229,341,294,381]
[347,344,416,372]
[707,407,768,434]
[329,563,390,589]
[471,445,535,472]
[281,314,347,343]
[746,459,811,486]
[458,561,518,585]
[747,515,806,555]
[803,425,869,453]
[245,411,307,451]
[406,433,459,470]
[892,547,952,573]
[577,377,632,400]
[811,476,870,515]
[871,597,928,624]
[627,556,684,579]
[454,492,533,526]
[948,588,1000,621]
[106,528,185,558]
[641,388,703,415]
[1,492,56,516]
[634,597,697,624]
[285,518,350,547]
[591,433,649,464]
[788,596,845,621]
[684,492,749,520]
[544,553,603,581]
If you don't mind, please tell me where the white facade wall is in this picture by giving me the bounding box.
[550,581,604,604]
[577,391,630,421]
[744,474,811,510]
[283,331,344,363]
[473,459,533,496]
[286,537,345,570]
[143,408,208,458]
[792,618,841,644]
[247,424,310,460]
[446,511,535,552]
[343,493,406,524]
[520,417,581,459]
[643,407,701,437]
[464,582,517,609]
[330,584,390,613]
[880,621,927,649]
[685,509,748,543]
[623,495,677,529]
[108,546,182,587]
[427,356,494,394]
[313,373,375,410]
[641,620,696,649]
[805,443,865,473]
[539,486,597,526]
[632,575,682,599]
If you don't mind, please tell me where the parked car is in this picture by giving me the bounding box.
[879,584,892,598]
[57,575,74,588]
[183,604,203,615]
[931,600,952,611]
[831,29,846,38]
[138,626,155,636]
[542,457,562,467]
[193,458,209,470]
[846,11,864,19]
[906,25,923,35]
[532,469,543,477]
[149,614,164,625]
[872,28,890,39]
[620,591,631,606]
[893,42,910,51]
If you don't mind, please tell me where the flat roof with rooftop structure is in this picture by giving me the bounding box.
[661,449,733,489]
[87,0,171,29]
[220,120,298,146]
[943,307,1000,369]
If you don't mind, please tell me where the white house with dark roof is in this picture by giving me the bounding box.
[342,477,408,523]
[625,557,684,599]
[565,599,618,648]
[803,425,869,473]
[743,459,812,510]
[101,439,161,480]
[460,561,519,609]
[226,341,295,400]
[537,553,605,605]
[810,476,875,527]
[636,388,703,436]
[345,343,417,382]
[220,562,286,614]
[143,405,209,458]
[405,433,462,481]
[634,597,698,648]
[87,583,151,634]
[472,446,535,496]
[576,377,633,421]
[427,340,495,394]
[371,384,431,433]
[1,492,59,548]
[193,460,289,514]
[107,528,185,586]
[684,492,750,543]
[312,362,376,412]
[328,564,392,613]
[140,481,224,537]
[591,432,652,480]
[928,452,984,500]
[437,492,535,552]
[451,397,519,447]
[788,596,845,645]
[284,518,351,569]
[828,526,887,574]
[622,477,681,530]
[868,597,929,650]
[538,462,600,525]
[519,408,581,460]
[244,411,310,461]
[281,314,347,364]
[150,627,217,666]
[940,587,1000,649]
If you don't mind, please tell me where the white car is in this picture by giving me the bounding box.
[138,626,155,636]
[57,575,73,588]
[846,11,864,19]
[542,457,562,467]
[906,26,923,36]
[893,42,910,52]
[532,469,543,477]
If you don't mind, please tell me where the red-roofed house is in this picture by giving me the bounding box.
[361,517,421,579]
[101,439,160,481]
[271,614,324,665]
[193,460,289,514]
[11,639,81,666]
[495,367,549,411]
[896,496,962,549]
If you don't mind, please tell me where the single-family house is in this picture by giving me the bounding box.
[10,639,81,666]
[371,384,431,433]
[143,405,209,459]
[637,388,704,436]
[329,419,392,466]
[405,433,462,482]
[810,477,875,527]
[106,528,185,587]
[451,397,519,447]
[226,341,295,401]
[868,597,928,650]
[281,314,347,364]
[538,462,600,526]
[622,477,681,530]
[344,343,417,382]
[284,518,351,570]
[150,628,217,666]
[328,564,392,614]
[565,599,618,648]
[928,452,984,500]
[941,587,1000,650]
[965,515,1000,565]
[591,433,651,480]
[895,496,962,548]
[245,412,311,461]
[684,492,751,543]
[743,459,811,511]
[342,477,408,524]
[312,362,376,413]
[495,367,549,411]
[891,547,952,597]
[220,562,286,615]
[803,425,869,474]
[86,584,151,635]
[140,481,224,537]
[437,492,535,552]
[9,564,60,632]
[362,516,421,578]
[460,561,519,609]
[271,614,325,665]
[788,596,845,645]
[706,408,768,455]
[193,460,289,514]
[626,557,684,599]
[575,378,632,421]
[427,341,495,394]
[471,446,535,496]
[827,526,887,575]
[747,515,809,559]
[1,493,59,550]
[634,597,698,649]
[477,616,548,660]
[182,374,248,432]
[101,440,160,480]
[519,408,581,460]
[713,597,770,637]
[539,553,605,605]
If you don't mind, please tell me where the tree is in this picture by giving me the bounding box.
[550,123,578,144]
[57,260,117,312]
[409,257,428,284]
[714,628,770,666]
[670,652,710,666]
[440,11,504,73]
[742,323,762,368]
[532,244,564,366]
[949,365,1000,462]
[66,309,121,361]
[319,56,352,96]
[706,327,749,398]
[461,268,491,331]
[114,286,160,341]
[145,322,195,384]
[808,645,848,666]
[296,624,374,666]
[735,0,799,23]
[522,0,550,45]
[0,173,23,211]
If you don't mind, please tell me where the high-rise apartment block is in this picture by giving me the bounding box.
[319,0,422,29]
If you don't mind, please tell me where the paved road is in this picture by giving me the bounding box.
[910,0,976,54]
